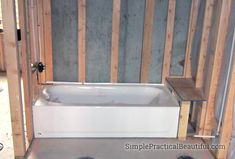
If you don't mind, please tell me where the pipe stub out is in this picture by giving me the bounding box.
[177,155,194,159]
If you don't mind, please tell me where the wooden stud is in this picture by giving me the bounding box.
[190,103,198,123]
[1,0,26,156]
[43,0,53,81]
[193,0,214,134]
[184,0,200,78]
[140,0,155,83]
[78,0,86,83]
[195,0,214,88]
[28,0,40,101]
[0,32,5,71]
[196,102,207,135]
[28,0,39,63]
[178,101,191,140]
[216,59,235,159]
[18,0,34,143]
[162,0,176,83]
[110,0,121,83]
[203,0,232,136]
[37,0,46,83]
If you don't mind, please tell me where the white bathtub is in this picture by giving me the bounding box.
[33,84,180,138]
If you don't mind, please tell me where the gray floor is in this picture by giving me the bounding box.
[0,73,14,159]
[26,138,214,159]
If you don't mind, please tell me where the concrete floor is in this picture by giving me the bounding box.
[26,138,214,159]
[0,73,215,159]
[0,72,14,159]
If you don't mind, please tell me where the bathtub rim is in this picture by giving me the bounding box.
[34,83,179,107]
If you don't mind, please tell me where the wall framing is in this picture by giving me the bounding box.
[1,0,234,158]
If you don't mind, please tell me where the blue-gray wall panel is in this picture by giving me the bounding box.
[85,0,113,82]
[118,0,146,83]
[149,0,168,83]
[52,0,78,82]
[170,0,191,76]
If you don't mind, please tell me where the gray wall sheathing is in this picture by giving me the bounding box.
[170,0,191,76]
[52,0,78,82]
[149,0,168,83]
[51,0,193,83]
[191,0,205,79]
[118,0,145,83]
[85,0,113,82]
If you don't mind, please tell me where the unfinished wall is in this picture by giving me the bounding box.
[51,0,193,82]
[214,0,235,121]
[213,0,235,158]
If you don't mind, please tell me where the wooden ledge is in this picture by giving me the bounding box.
[166,77,207,102]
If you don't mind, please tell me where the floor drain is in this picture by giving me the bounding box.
[177,155,194,159]
[78,157,94,159]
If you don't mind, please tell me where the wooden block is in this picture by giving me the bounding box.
[196,102,207,135]
[166,77,195,88]
[166,77,206,101]
[178,101,191,140]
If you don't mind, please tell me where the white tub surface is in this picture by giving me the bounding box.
[33,84,180,138]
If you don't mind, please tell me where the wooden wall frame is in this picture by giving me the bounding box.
[203,0,232,136]
[193,0,214,134]
[216,56,235,159]
[18,0,34,143]
[1,0,26,156]
[2,0,234,158]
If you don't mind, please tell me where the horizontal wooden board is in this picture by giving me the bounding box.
[166,77,206,101]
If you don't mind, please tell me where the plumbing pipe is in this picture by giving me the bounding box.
[193,135,216,139]
[215,25,235,136]
[30,0,38,61]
